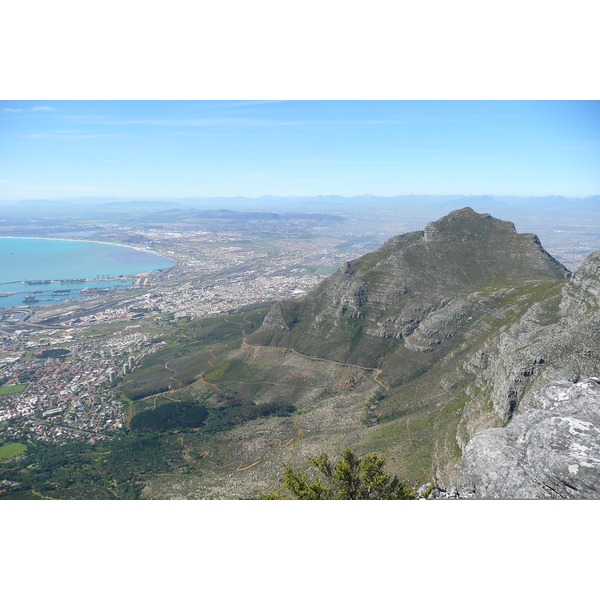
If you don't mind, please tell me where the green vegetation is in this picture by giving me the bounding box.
[0,442,27,461]
[301,265,338,276]
[0,434,185,500]
[205,361,230,381]
[265,448,417,500]
[118,308,268,401]
[230,301,275,313]
[203,399,295,433]
[0,384,26,395]
[101,434,179,497]
[130,401,208,432]
[130,398,295,435]
[0,387,290,499]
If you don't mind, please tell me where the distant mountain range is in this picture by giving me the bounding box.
[131,208,344,224]
[3,194,599,216]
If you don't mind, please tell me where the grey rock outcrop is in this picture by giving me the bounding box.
[560,249,600,313]
[462,250,600,423]
[463,379,600,499]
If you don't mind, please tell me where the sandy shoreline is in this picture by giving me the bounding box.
[0,235,163,256]
[0,235,175,267]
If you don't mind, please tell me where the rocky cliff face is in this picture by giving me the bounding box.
[560,249,600,313]
[463,379,600,499]
[461,250,600,426]
[255,207,569,367]
[455,250,600,497]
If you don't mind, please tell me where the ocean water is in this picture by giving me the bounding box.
[0,237,173,308]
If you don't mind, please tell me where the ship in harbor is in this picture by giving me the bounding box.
[23,295,39,303]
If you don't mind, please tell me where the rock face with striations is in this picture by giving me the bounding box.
[457,250,600,497]
[463,378,600,499]
[461,249,600,424]
[254,207,569,368]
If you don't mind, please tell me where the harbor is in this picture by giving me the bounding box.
[0,277,136,308]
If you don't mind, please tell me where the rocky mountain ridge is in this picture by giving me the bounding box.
[461,249,600,424]
[250,208,600,498]
[258,208,569,367]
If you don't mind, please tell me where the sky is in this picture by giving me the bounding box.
[1,100,599,201]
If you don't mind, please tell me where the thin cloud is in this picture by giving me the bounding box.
[107,118,371,128]
[31,106,54,111]
[1,108,23,113]
[20,131,121,139]
[18,184,108,193]
[106,115,473,128]
[61,114,108,120]
[108,117,322,127]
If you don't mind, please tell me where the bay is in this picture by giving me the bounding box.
[0,237,173,308]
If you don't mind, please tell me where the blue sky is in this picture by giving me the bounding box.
[1,100,599,201]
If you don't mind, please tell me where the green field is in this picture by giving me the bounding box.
[0,384,26,395]
[301,265,338,276]
[0,442,27,461]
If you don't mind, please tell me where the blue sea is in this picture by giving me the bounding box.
[0,237,173,308]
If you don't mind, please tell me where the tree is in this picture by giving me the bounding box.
[266,448,416,500]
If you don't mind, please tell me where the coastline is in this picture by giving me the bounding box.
[0,235,166,257]
[0,237,174,292]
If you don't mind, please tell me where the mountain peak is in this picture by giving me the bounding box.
[423,206,515,242]
[253,209,570,366]
[448,206,484,217]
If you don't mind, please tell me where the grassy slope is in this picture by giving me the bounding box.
[117,278,568,497]
[116,307,270,406]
